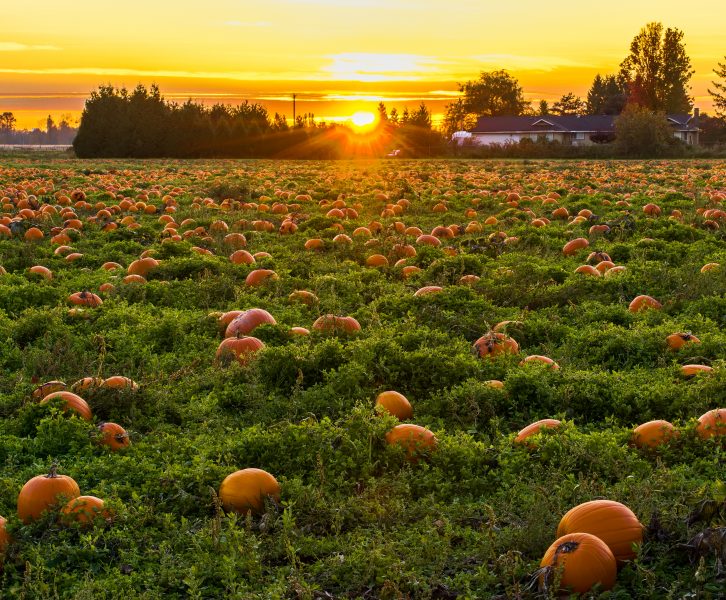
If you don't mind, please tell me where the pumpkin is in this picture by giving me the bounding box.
[557,499,643,563]
[696,409,726,439]
[304,238,324,251]
[225,308,276,337]
[71,377,104,392]
[32,380,67,400]
[127,257,159,277]
[40,391,92,421]
[386,424,437,461]
[218,310,244,328]
[375,391,413,420]
[514,419,561,445]
[0,516,8,556]
[414,286,443,297]
[632,420,677,448]
[458,274,480,285]
[312,315,361,334]
[229,250,255,265]
[98,422,130,450]
[101,376,139,391]
[681,364,714,377]
[215,337,265,366]
[366,254,389,267]
[61,496,110,526]
[17,465,81,523]
[219,468,281,514]
[245,269,278,287]
[415,234,442,247]
[68,291,103,307]
[484,379,504,389]
[562,238,589,256]
[628,295,661,313]
[289,326,310,336]
[520,355,560,370]
[666,332,701,350]
[539,533,616,594]
[28,265,53,280]
[288,290,318,305]
[473,332,519,358]
[574,265,600,277]
[701,262,720,273]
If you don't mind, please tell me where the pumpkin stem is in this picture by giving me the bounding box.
[47,462,59,478]
[554,540,580,556]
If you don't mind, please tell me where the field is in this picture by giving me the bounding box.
[0,157,724,599]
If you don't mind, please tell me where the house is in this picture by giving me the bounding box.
[455,109,700,146]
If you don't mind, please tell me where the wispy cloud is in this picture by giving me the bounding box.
[465,54,592,72]
[0,42,61,52]
[324,53,442,82]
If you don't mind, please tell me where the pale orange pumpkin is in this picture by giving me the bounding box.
[375,391,413,420]
[17,466,81,523]
[219,468,281,514]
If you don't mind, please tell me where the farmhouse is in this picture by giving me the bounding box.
[453,110,700,146]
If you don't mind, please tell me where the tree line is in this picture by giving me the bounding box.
[71,84,445,158]
[0,113,77,145]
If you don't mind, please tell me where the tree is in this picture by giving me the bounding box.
[618,22,693,113]
[538,100,549,116]
[441,99,475,137]
[0,112,16,131]
[443,70,528,136]
[614,104,678,157]
[586,75,627,114]
[551,93,585,116]
[709,57,726,118]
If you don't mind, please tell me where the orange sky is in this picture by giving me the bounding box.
[2,0,725,129]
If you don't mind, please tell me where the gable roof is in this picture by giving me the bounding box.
[469,114,698,134]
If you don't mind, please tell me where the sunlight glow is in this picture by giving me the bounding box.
[351,111,375,129]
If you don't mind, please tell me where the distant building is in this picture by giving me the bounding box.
[454,110,700,146]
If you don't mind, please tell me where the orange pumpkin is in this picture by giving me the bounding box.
[288,290,318,305]
[385,424,437,461]
[632,420,677,448]
[127,257,159,277]
[681,364,714,377]
[628,295,661,313]
[61,496,110,526]
[68,291,103,307]
[229,250,256,265]
[0,516,8,556]
[557,499,643,563]
[98,422,130,451]
[666,333,701,350]
[696,409,726,439]
[520,355,560,370]
[539,533,616,594]
[562,238,589,256]
[225,308,276,337]
[312,315,361,334]
[40,391,92,421]
[514,419,562,445]
[101,376,139,391]
[574,265,600,277]
[28,265,53,280]
[32,380,67,400]
[375,391,413,420]
[245,269,278,287]
[414,286,443,297]
[17,466,81,523]
[71,377,104,392]
[219,468,281,514]
[289,326,310,336]
[215,337,265,366]
[473,332,519,358]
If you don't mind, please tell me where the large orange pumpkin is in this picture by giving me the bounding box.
[696,408,726,439]
[225,308,276,337]
[539,533,616,594]
[215,337,265,366]
[40,391,92,421]
[127,257,159,277]
[17,466,81,523]
[385,424,437,461]
[632,420,677,448]
[245,269,278,287]
[68,291,103,307]
[562,238,589,256]
[666,332,701,350]
[312,315,361,334]
[219,468,281,514]
[473,332,519,358]
[98,422,130,451]
[628,295,661,313]
[557,499,643,563]
[61,496,110,526]
[375,391,413,420]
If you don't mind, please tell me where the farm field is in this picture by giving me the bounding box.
[0,157,724,598]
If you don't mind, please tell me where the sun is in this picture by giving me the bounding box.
[350,111,376,131]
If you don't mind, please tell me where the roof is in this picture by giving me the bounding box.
[469,114,698,134]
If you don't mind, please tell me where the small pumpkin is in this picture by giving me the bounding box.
[60,495,110,526]
[514,419,562,445]
[245,269,278,287]
[414,286,443,297]
[632,420,677,448]
[17,465,81,523]
[696,408,726,439]
[0,516,8,557]
[219,468,281,515]
[557,499,643,563]
[520,355,560,370]
[98,422,130,451]
[32,380,67,400]
[215,337,265,366]
[628,295,661,313]
[473,332,519,358]
[68,291,103,307]
[101,376,139,391]
[385,424,437,461]
[539,533,616,594]
[375,391,413,420]
[681,364,714,377]
[312,315,361,334]
[666,332,701,350]
[562,238,589,256]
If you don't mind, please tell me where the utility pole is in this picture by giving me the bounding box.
[292,93,296,125]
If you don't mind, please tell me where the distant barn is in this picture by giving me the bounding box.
[454,110,700,146]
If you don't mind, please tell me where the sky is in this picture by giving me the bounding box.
[2,0,725,129]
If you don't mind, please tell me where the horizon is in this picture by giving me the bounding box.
[3,0,725,130]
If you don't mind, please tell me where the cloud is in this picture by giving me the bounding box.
[0,42,61,52]
[324,53,442,82]
[464,54,592,72]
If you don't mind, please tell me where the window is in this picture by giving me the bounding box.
[574,132,585,140]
